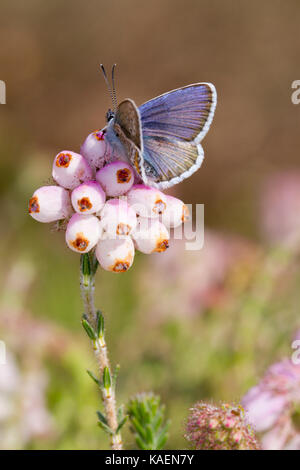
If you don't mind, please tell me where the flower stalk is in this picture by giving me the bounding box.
[80,252,123,450]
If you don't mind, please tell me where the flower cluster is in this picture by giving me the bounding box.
[28,130,189,273]
[185,402,260,450]
[242,358,300,450]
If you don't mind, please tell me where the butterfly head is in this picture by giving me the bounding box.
[106,109,115,123]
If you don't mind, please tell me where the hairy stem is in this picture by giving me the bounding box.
[80,252,123,450]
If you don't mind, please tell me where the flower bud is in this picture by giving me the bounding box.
[132,218,169,254]
[99,198,137,237]
[96,236,135,272]
[127,185,167,218]
[71,181,106,215]
[52,151,92,190]
[96,161,134,197]
[161,195,189,228]
[65,213,102,253]
[28,185,72,223]
[80,130,111,171]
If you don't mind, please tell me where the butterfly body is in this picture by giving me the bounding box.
[102,82,217,189]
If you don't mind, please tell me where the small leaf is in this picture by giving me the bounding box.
[156,420,170,450]
[156,433,168,450]
[80,253,91,276]
[82,317,96,340]
[145,424,154,444]
[96,311,104,338]
[131,416,147,442]
[103,366,111,390]
[117,405,125,422]
[87,369,101,387]
[152,413,163,433]
[90,251,99,275]
[136,435,148,450]
[97,410,108,425]
[98,420,114,435]
[116,416,128,433]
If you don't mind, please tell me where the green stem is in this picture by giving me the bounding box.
[80,252,123,450]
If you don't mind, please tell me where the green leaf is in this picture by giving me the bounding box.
[130,416,147,442]
[98,420,114,435]
[152,413,163,433]
[96,410,108,425]
[80,253,91,277]
[116,416,128,434]
[86,369,101,387]
[90,251,99,275]
[96,311,104,338]
[117,405,125,422]
[135,435,148,450]
[156,420,170,450]
[127,393,170,450]
[82,317,96,340]
[156,433,168,450]
[103,366,111,390]
[145,424,154,443]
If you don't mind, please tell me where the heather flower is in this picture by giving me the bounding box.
[185,402,260,450]
[65,213,102,253]
[161,194,190,228]
[52,150,92,189]
[80,130,110,171]
[242,358,300,450]
[132,217,170,254]
[29,130,189,273]
[127,184,167,218]
[96,160,134,196]
[95,236,135,272]
[99,198,137,237]
[28,185,72,223]
[71,181,106,214]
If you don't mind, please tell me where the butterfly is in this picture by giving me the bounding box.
[101,65,217,189]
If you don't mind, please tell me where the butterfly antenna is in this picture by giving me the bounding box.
[111,63,117,111]
[100,64,115,108]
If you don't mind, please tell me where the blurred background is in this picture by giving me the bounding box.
[1,0,300,449]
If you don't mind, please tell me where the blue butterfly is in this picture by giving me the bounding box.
[101,65,217,189]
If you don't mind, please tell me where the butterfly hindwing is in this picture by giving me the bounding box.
[142,137,204,186]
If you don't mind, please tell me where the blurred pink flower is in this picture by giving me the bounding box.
[242,358,300,450]
[139,230,258,322]
[185,402,260,450]
[0,353,54,449]
[260,171,300,247]
[20,369,54,442]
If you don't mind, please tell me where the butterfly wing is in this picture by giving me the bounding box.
[139,83,217,188]
[115,99,143,151]
[111,99,146,180]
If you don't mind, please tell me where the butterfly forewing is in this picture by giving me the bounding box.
[140,83,216,143]
[139,83,216,188]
